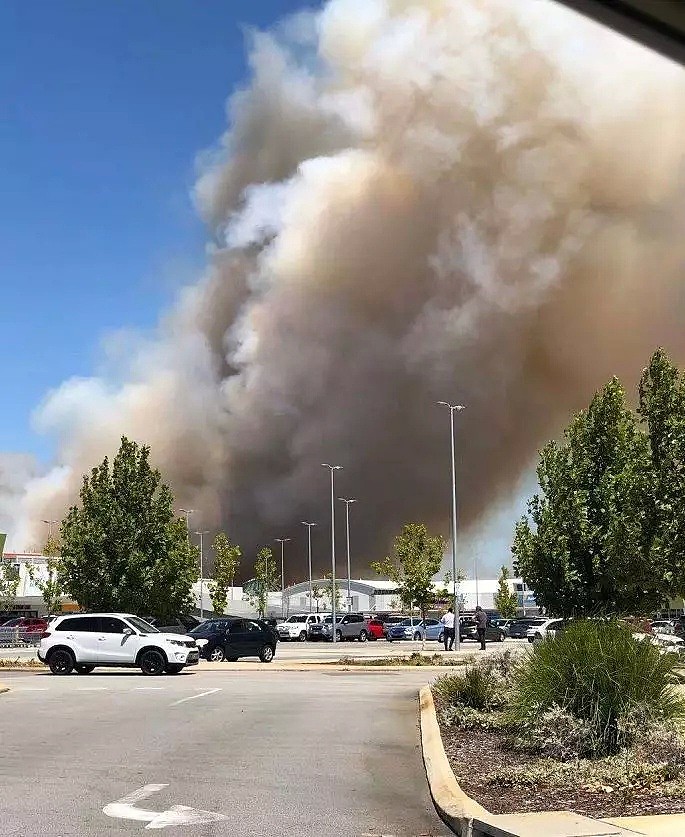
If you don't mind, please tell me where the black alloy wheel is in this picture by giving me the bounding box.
[140,649,166,676]
[48,649,74,676]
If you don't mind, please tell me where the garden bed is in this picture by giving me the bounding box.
[432,621,685,820]
[437,714,685,818]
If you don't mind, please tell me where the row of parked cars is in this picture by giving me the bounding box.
[274,612,512,643]
[37,612,280,674]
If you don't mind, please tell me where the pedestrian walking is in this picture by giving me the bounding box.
[475,605,487,650]
[440,606,455,651]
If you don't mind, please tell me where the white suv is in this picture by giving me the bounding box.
[38,613,200,676]
[276,613,324,642]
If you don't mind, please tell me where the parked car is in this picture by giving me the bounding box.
[367,618,384,641]
[310,612,370,642]
[378,615,405,637]
[0,617,48,644]
[634,631,685,657]
[276,613,323,642]
[38,613,199,675]
[190,617,278,662]
[141,614,204,634]
[386,618,443,642]
[507,618,546,639]
[490,618,513,636]
[527,618,568,643]
[460,618,506,643]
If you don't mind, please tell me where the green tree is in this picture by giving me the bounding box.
[0,563,19,613]
[209,533,241,616]
[493,565,518,618]
[321,572,342,611]
[247,547,278,617]
[311,584,325,613]
[26,534,64,614]
[371,523,445,630]
[638,348,685,599]
[59,436,198,617]
[513,378,660,617]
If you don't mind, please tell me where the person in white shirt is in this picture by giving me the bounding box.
[440,607,456,651]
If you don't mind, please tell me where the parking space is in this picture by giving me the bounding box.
[0,668,446,837]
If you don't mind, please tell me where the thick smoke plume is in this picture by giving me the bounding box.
[12,0,685,579]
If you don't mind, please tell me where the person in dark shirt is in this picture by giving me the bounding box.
[474,605,487,650]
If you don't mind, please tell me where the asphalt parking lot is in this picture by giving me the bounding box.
[0,668,448,836]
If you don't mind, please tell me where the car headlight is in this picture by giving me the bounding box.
[168,639,185,647]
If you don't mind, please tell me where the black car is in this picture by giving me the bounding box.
[459,617,506,643]
[142,614,204,634]
[189,618,278,663]
[508,618,546,639]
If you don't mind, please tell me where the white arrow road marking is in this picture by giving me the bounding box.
[103,784,228,830]
[170,688,221,706]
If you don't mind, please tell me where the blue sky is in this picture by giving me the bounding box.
[0,0,313,463]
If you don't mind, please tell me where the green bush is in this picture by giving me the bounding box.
[508,620,685,755]
[434,652,515,710]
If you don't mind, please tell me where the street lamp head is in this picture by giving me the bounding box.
[337,498,357,504]
[321,463,343,470]
[301,521,318,527]
[275,538,291,544]
[194,530,209,535]
[437,401,467,411]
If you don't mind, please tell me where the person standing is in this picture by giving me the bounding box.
[475,605,487,651]
[440,606,455,651]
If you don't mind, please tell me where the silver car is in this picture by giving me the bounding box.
[319,613,370,642]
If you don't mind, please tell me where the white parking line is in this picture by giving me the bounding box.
[77,687,109,691]
[170,688,222,706]
[17,687,48,691]
[133,686,164,691]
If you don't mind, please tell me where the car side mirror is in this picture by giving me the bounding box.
[123,628,133,636]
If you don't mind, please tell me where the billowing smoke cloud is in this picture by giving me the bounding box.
[10,0,685,580]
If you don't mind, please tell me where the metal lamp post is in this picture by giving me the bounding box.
[321,464,342,642]
[301,522,317,612]
[437,402,466,652]
[42,519,58,540]
[275,538,291,618]
[338,498,357,611]
[195,530,208,618]
[179,508,195,542]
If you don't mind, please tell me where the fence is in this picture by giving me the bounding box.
[0,628,42,647]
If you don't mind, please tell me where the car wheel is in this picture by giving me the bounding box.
[209,646,226,663]
[359,630,367,642]
[335,629,342,642]
[498,631,505,642]
[438,632,444,644]
[298,631,307,642]
[259,645,274,663]
[49,649,75,676]
[75,664,95,675]
[413,632,421,641]
[166,664,184,674]
[140,649,166,676]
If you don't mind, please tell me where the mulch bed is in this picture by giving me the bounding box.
[437,716,685,818]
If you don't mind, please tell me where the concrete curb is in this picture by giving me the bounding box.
[0,663,463,674]
[419,685,490,836]
[0,683,9,695]
[418,685,646,837]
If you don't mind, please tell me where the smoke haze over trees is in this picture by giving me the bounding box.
[8,0,685,581]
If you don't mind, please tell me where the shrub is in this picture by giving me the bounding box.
[508,620,685,755]
[434,652,515,710]
[506,704,598,760]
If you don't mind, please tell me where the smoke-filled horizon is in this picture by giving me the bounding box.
[7,0,685,580]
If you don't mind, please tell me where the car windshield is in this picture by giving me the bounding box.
[323,616,343,624]
[127,616,160,633]
[286,616,307,623]
[397,619,415,626]
[190,621,225,635]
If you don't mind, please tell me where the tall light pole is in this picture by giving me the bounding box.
[274,538,291,618]
[338,498,357,612]
[42,519,58,540]
[195,530,208,618]
[301,522,317,613]
[437,402,466,652]
[179,508,195,542]
[321,464,342,642]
